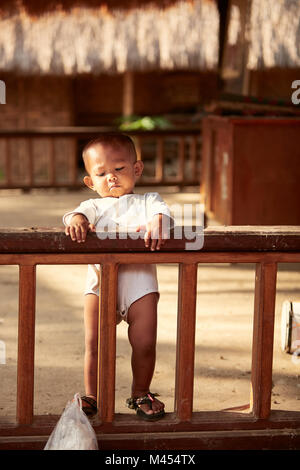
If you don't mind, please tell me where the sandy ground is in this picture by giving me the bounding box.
[0,187,299,420]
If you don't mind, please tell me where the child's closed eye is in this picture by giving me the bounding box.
[96,167,124,177]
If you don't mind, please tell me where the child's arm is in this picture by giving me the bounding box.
[65,213,96,243]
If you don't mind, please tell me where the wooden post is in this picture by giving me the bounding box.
[49,138,55,186]
[251,262,277,419]
[155,137,164,183]
[17,264,36,424]
[27,139,33,187]
[190,136,198,180]
[177,137,185,183]
[175,263,198,421]
[70,138,78,185]
[123,71,134,118]
[135,136,142,161]
[5,138,11,186]
[97,263,118,423]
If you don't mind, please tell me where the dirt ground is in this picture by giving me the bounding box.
[0,187,299,420]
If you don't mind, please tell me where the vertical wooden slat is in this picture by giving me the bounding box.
[155,137,164,183]
[97,263,118,423]
[190,136,198,180]
[27,139,34,187]
[135,136,142,161]
[177,137,185,184]
[251,262,277,419]
[70,138,77,185]
[17,264,36,424]
[123,71,134,118]
[49,138,55,186]
[175,263,197,421]
[5,138,11,186]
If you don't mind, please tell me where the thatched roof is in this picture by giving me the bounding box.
[247,0,300,69]
[0,1,186,15]
[0,0,219,75]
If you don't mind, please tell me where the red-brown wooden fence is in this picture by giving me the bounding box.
[0,128,201,189]
[0,226,300,450]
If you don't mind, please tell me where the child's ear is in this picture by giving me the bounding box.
[83,175,94,190]
[134,160,144,178]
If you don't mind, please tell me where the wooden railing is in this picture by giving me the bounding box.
[0,226,300,450]
[0,127,201,189]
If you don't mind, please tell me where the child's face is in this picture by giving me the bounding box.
[83,143,143,198]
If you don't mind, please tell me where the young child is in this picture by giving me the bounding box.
[63,133,173,421]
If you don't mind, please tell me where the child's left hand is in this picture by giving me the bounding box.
[136,214,170,251]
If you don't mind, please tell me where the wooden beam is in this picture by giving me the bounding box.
[175,263,197,421]
[17,264,36,425]
[251,262,277,419]
[155,137,164,182]
[1,227,300,255]
[123,71,134,118]
[97,263,118,423]
[4,138,11,186]
[1,426,300,451]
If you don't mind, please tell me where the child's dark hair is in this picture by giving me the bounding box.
[82,133,137,170]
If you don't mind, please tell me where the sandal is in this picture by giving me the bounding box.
[126,392,165,421]
[81,395,98,417]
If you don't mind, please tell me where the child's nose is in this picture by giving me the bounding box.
[108,172,117,181]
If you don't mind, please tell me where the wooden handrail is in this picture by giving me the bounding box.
[0,226,300,254]
[0,127,200,138]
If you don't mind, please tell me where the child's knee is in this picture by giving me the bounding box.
[135,334,156,356]
[85,333,98,355]
[85,345,98,361]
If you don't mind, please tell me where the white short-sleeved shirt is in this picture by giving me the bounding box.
[63,192,173,323]
[63,192,173,233]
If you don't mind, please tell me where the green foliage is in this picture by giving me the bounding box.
[117,115,171,131]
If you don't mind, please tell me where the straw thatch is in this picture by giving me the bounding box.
[248,0,300,69]
[0,1,187,15]
[0,0,219,74]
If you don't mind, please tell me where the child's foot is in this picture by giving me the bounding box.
[126,392,165,421]
[139,395,164,416]
[81,395,98,417]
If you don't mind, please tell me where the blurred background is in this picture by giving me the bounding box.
[0,0,299,226]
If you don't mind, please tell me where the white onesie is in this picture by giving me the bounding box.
[63,192,173,323]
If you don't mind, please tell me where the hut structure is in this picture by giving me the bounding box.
[221,0,300,101]
[203,0,300,226]
[0,0,299,187]
[0,0,221,187]
[0,0,220,127]
[1,0,299,127]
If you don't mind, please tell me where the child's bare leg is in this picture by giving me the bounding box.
[127,292,164,415]
[83,294,98,403]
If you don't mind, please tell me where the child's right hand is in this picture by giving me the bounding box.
[65,214,96,243]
